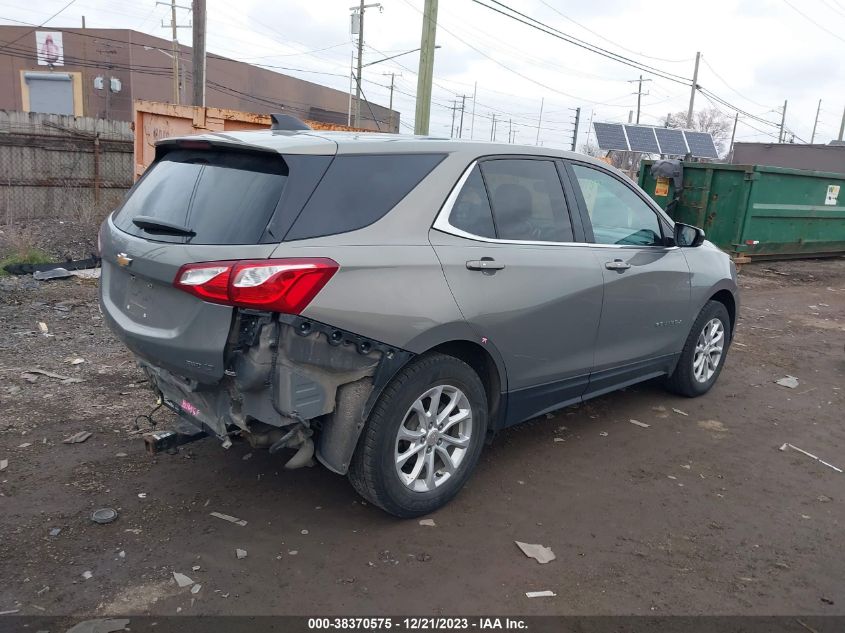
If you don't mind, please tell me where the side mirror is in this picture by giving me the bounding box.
[674,223,705,247]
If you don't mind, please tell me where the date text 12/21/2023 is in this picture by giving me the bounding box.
[307,617,529,630]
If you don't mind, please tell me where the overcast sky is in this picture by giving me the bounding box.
[3,0,843,151]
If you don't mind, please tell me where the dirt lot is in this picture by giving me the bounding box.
[1,253,843,618]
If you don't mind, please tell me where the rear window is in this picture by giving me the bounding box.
[284,153,446,241]
[114,149,288,244]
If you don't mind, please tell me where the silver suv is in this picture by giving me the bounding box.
[99,130,738,517]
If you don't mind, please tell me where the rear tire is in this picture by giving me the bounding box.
[665,300,731,397]
[348,353,488,518]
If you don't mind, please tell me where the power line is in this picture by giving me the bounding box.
[0,0,77,53]
[781,0,845,43]
[699,56,770,110]
[473,0,692,85]
[536,0,692,63]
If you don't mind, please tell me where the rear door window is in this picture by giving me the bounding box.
[447,165,496,238]
[114,149,287,245]
[480,159,574,242]
[285,153,446,241]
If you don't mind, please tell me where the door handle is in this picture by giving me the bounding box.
[466,259,505,271]
[604,259,631,271]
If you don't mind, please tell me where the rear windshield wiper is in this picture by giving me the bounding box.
[132,216,196,237]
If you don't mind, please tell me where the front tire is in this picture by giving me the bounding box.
[665,300,731,397]
[348,353,488,518]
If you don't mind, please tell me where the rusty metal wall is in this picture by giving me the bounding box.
[0,110,133,225]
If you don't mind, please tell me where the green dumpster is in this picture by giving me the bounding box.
[639,160,845,260]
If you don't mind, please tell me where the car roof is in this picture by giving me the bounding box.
[162,129,612,167]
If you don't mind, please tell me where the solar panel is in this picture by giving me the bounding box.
[593,122,629,151]
[655,128,688,155]
[683,131,719,158]
[624,125,660,153]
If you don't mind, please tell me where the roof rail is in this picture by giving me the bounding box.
[270,113,310,131]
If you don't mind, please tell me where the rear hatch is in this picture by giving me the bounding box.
[100,135,335,383]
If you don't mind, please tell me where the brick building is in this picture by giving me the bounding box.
[0,25,397,132]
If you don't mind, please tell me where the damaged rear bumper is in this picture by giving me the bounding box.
[138,312,412,473]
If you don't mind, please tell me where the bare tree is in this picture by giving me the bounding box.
[579,142,603,158]
[666,107,733,156]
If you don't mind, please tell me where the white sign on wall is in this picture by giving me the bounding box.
[825,184,840,206]
[36,31,64,66]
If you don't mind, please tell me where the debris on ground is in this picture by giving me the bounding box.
[525,590,556,598]
[288,550,298,556]
[698,419,727,433]
[0,459,7,471]
[33,268,72,281]
[301,529,309,535]
[19,368,82,384]
[0,609,21,615]
[242,452,252,461]
[191,584,202,594]
[418,519,436,527]
[65,357,85,365]
[192,565,201,571]
[172,572,194,587]
[553,437,565,442]
[515,541,556,564]
[629,419,650,428]
[780,443,843,473]
[37,322,49,336]
[672,408,689,416]
[18,442,32,448]
[236,549,248,559]
[817,495,832,503]
[118,551,125,559]
[63,431,92,444]
[49,528,62,537]
[210,512,247,527]
[137,493,147,499]
[82,571,93,580]
[91,508,118,524]
[599,431,608,437]
[775,375,800,389]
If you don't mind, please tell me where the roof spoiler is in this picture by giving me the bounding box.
[271,113,311,131]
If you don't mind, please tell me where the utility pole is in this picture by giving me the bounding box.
[350,2,383,128]
[584,109,594,151]
[571,107,581,152]
[158,0,190,105]
[414,0,438,135]
[686,51,701,128]
[839,105,845,142]
[535,97,544,145]
[778,99,788,143]
[458,94,467,138]
[628,110,633,124]
[192,0,206,106]
[508,118,512,143]
[81,15,86,28]
[450,99,457,138]
[383,72,399,132]
[728,112,738,160]
[490,113,496,141]
[811,99,822,144]
[470,81,477,140]
[628,75,651,124]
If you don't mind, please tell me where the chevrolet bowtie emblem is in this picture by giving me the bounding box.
[116,253,133,267]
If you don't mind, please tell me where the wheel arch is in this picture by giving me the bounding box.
[708,288,737,336]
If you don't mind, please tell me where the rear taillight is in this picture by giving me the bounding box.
[173,258,338,314]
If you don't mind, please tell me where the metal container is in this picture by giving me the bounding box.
[639,160,845,260]
[133,99,369,179]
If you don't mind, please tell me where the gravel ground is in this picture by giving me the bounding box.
[0,256,843,617]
